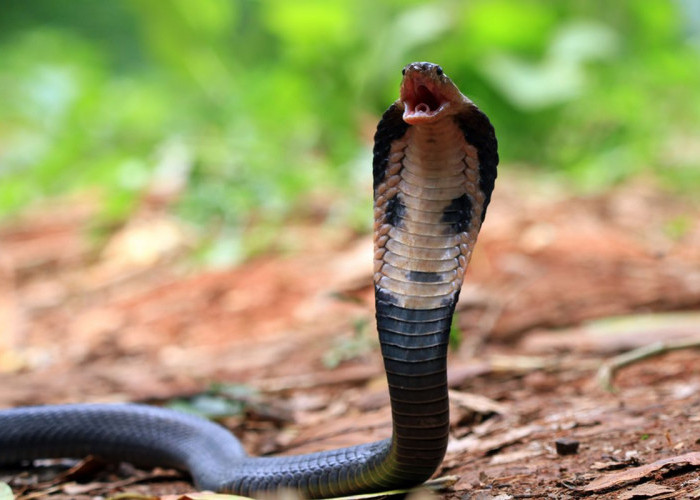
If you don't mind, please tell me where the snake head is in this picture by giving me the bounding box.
[400,62,464,125]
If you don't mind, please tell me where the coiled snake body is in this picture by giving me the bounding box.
[0,63,497,498]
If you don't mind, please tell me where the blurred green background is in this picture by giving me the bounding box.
[1,0,699,264]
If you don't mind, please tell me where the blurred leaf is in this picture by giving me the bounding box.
[200,230,245,269]
[464,0,557,54]
[664,215,693,241]
[0,482,13,500]
[323,318,374,369]
[167,393,245,419]
[0,0,698,256]
[392,4,451,51]
[210,382,258,400]
[449,312,461,351]
[549,21,619,62]
[483,53,585,109]
[482,21,618,110]
[263,0,354,52]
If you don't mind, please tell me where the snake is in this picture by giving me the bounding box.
[0,62,497,498]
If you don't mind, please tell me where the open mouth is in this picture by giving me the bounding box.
[412,85,441,113]
[401,79,450,124]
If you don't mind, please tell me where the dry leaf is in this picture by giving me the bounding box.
[449,390,509,415]
[447,424,543,455]
[617,482,674,499]
[582,451,700,492]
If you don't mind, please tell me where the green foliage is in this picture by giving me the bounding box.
[167,382,257,418]
[449,312,462,351]
[322,318,375,369]
[0,482,13,500]
[0,0,698,261]
[664,215,693,241]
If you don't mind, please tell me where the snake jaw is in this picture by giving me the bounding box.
[400,62,461,124]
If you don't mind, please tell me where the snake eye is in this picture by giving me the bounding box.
[402,68,406,76]
[436,66,443,76]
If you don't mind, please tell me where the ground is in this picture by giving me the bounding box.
[1,173,699,499]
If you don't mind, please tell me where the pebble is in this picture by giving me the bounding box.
[555,437,580,455]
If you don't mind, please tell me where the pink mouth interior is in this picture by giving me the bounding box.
[402,81,447,120]
[412,85,441,113]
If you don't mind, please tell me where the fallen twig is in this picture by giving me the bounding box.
[597,337,700,392]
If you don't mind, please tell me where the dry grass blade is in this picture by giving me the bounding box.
[597,337,700,392]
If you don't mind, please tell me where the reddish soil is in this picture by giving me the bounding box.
[1,175,699,499]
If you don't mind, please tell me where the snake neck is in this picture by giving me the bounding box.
[371,117,487,485]
[373,118,485,310]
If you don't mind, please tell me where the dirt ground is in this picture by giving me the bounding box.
[1,173,699,499]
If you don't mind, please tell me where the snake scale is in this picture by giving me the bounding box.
[0,62,497,498]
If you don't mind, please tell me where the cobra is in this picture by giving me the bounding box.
[0,62,497,498]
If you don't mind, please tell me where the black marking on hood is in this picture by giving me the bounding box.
[440,289,460,308]
[374,286,399,306]
[407,270,442,283]
[384,195,406,228]
[454,108,498,222]
[373,103,410,192]
[441,194,472,233]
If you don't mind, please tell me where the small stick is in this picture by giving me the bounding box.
[597,337,700,392]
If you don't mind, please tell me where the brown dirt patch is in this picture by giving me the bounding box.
[1,175,699,499]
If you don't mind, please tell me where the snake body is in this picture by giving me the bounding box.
[0,62,497,498]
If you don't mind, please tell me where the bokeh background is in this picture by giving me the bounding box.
[2,0,699,264]
[2,2,700,497]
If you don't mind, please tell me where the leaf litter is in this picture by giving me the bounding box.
[0,177,699,498]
